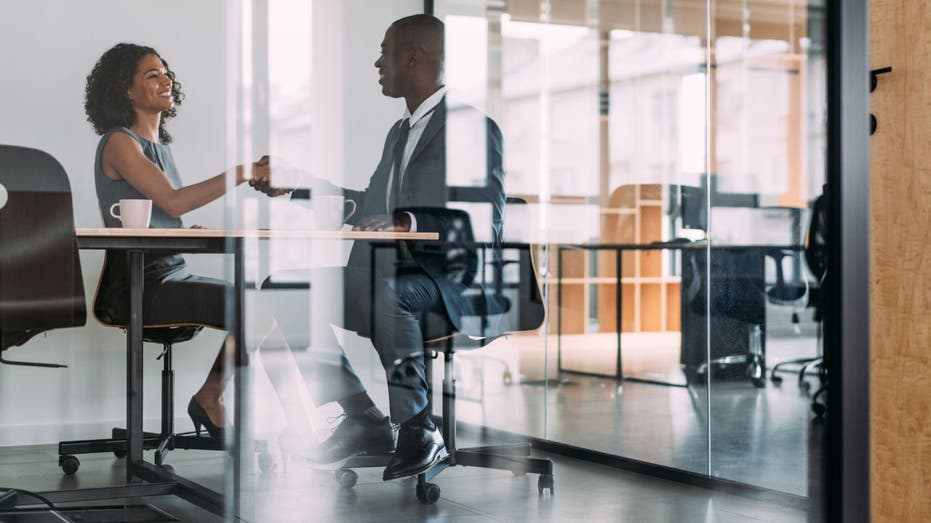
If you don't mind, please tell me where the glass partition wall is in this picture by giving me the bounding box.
[231,0,826,519]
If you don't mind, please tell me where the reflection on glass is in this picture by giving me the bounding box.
[233,0,826,519]
[435,0,826,507]
[705,0,825,501]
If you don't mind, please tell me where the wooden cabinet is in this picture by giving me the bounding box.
[549,184,681,335]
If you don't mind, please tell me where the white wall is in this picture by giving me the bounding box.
[0,0,420,446]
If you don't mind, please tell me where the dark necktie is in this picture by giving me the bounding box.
[388,118,411,213]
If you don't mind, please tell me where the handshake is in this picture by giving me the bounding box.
[247,155,295,197]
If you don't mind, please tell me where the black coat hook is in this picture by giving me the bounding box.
[870,67,892,93]
[870,67,892,135]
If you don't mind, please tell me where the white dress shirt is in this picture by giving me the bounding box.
[386,86,448,231]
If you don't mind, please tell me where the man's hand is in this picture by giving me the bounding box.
[248,156,294,196]
[250,178,294,197]
[352,213,411,232]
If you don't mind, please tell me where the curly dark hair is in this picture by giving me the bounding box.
[85,43,184,143]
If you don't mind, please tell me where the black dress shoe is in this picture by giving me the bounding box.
[188,397,224,439]
[307,408,395,467]
[382,423,446,481]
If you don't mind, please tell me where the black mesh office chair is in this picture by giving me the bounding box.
[805,192,828,417]
[56,259,224,475]
[765,246,819,388]
[332,201,554,504]
[765,198,829,398]
[682,247,768,387]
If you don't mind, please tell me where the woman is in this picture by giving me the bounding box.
[85,43,268,438]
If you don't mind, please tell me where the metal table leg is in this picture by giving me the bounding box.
[127,250,145,483]
[615,248,623,381]
[556,246,563,373]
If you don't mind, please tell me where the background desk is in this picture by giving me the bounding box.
[556,242,803,387]
[72,228,437,518]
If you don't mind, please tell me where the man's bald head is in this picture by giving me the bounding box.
[390,14,444,72]
[375,15,445,107]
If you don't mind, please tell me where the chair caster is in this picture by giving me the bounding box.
[258,453,277,473]
[416,482,440,504]
[113,448,127,459]
[335,468,358,488]
[60,455,80,475]
[503,370,513,385]
[800,380,811,392]
[159,464,174,475]
[538,473,554,495]
[770,374,783,385]
[748,357,765,388]
[812,402,826,418]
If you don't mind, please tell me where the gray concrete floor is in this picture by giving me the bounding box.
[0,441,810,522]
[0,327,821,521]
[448,332,822,497]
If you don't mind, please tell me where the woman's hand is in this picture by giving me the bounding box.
[234,155,272,185]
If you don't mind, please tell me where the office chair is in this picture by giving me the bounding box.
[56,262,225,475]
[764,246,821,389]
[0,145,86,367]
[320,202,554,504]
[805,191,828,417]
[682,247,768,388]
[765,205,828,397]
[0,145,93,516]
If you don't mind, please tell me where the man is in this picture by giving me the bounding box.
[253,14,506,481]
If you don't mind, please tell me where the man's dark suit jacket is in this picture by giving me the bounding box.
[339,97,508,339]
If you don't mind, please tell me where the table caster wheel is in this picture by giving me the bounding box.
[416,482,440,504]
[60,455,80,475]
[258,453,277,473]
[537,473,554,495]
[335,468,358,488]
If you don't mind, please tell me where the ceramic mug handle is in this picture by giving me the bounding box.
[344,199,357,221]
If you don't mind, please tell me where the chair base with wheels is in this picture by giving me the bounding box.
[769,356,824,389]
[811,385,827,418]
[329,336,555,505]
[57,326,224,475]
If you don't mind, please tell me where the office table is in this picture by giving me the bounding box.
[39,228,437,519]
[556,242,804,387]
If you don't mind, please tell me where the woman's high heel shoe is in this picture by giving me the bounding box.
[187,397,225,439]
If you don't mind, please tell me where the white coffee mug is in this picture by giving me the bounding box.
[110,199,152,229]
[316,196,357,230]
